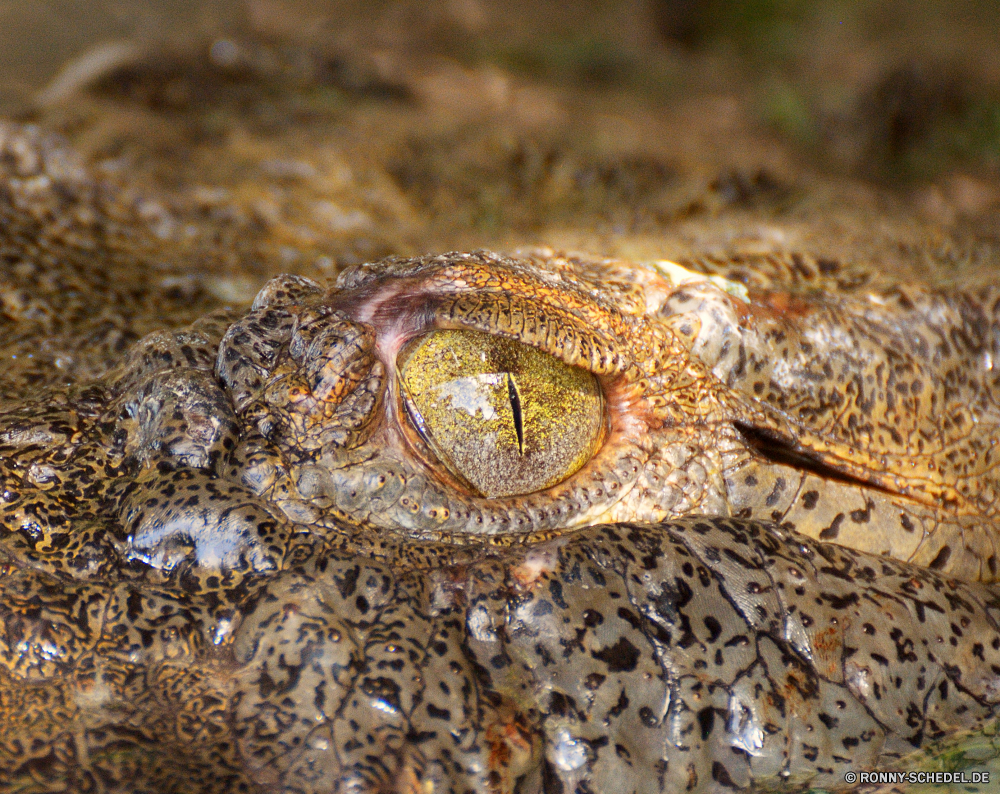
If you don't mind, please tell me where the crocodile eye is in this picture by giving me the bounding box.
[398,330,605,498]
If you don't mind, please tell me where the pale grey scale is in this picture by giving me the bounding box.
[703,521,1000,768]
[749,635,881,782]
[114,465,288,580]
[558,521,1000,788]
[663,674,747,790]
[301,576,419,791]
[669,520,786,637]
[231,428,286,496]
[340,597,498,790]
[428,561,544,789]
[769,519,1000,717]
[105,314,235,397]
[250,273,325,312]
[115,368,239,472]
[99,582,222,664]
[620,531,759,682]
[216,306,297,412]
[0,567,107,680]
[843,578,1000,741]
[725,660,785,779]
[495,549,673,792]
[232,572,361,790]
[918,667,989,749]
[557,525,756,791]
[401,615,491,761]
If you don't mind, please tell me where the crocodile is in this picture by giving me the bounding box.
[2,123,1000,794]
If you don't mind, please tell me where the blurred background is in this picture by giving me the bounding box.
[2,0,998,285]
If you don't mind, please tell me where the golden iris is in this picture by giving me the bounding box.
[398,330,604,498]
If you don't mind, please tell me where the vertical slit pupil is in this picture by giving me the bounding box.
[507,372,524,455]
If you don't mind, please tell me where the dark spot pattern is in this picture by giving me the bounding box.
[1,127,1000,791]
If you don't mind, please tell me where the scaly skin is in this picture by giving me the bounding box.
[3,124,1000,792]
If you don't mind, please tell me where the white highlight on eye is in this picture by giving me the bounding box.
[431,374,504,420]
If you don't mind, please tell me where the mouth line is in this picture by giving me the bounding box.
[733,420,908,500]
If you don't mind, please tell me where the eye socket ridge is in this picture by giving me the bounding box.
[396,329,606,499]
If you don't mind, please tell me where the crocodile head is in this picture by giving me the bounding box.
[117,247,1000,578]
[4,238,1000,792]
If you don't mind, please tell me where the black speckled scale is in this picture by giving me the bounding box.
[2,124,1000,792]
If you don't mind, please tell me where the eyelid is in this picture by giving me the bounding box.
[329,280,635,382]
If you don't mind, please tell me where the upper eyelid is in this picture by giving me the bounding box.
[331,271,634,379]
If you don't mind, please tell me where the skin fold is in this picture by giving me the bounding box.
[2,125,1000,793]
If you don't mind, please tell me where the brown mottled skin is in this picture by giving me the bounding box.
[2,122,1000,793]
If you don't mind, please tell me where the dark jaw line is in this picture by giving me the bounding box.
[733,420,904,499]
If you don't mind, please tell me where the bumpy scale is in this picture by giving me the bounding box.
[2,126,1000,792]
